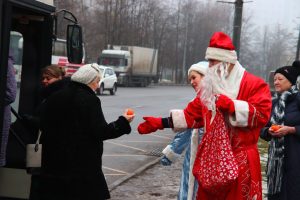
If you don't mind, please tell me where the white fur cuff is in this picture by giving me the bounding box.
[162,145,180,162]
[170,109,187,132]
[229,100,249,127]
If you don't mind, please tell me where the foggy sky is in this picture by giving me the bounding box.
[244,0,299,31]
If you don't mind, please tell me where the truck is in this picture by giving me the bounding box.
[98,45,158,87]
[0,0,83,199]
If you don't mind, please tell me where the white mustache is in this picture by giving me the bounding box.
[199,62,230,110]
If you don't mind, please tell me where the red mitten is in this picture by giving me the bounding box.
[137,116,163,134]
[215,94,235,114]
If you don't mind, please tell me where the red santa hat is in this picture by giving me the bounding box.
[205,32,237,64]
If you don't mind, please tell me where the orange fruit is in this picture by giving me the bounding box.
[127,108,134,115]
[271,124,281,131]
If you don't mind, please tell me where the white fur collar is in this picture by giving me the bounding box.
[224,61,245,99]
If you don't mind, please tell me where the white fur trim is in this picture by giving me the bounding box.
[162,145,180,162]
[188,61,208,76]
[187,129,199,200]
[229,100,249,127]
[205,47,237,64]
[223,61,245,99]
[170,109,187,132]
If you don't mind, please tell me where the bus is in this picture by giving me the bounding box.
[0,0,83,199]
[10,34,85,85]
[9,32,23,85]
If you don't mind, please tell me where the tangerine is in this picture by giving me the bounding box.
[271,124,281,131]
[127,108,135,115]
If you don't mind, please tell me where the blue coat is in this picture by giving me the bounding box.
[261,92,300,200]
[162,129,203,200]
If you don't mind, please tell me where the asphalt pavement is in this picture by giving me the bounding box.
[98,85,194,187]
[110,154,183,200]
[98,86,268,200]
[110,154,268,200]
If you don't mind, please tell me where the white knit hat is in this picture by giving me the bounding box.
[188,61,208,76]
[71,63,102,84]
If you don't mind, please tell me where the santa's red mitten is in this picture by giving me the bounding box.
[215,94,235,114]
[137,116,164,134]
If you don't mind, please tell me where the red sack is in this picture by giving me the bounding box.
[193,110,238,195]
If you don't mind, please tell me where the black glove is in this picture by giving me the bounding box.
[20,114,40,130]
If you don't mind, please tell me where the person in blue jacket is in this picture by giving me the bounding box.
[161,61,208,200]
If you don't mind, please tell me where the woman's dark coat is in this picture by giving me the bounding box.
[261,93,300,200]
[39,81,131,200]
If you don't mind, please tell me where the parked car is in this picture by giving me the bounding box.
[96,65,118,95]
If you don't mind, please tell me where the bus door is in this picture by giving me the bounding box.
[0,1,54,199]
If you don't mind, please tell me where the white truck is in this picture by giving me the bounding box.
[98,45,158,87]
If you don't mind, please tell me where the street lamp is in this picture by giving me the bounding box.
[217,0,252,58]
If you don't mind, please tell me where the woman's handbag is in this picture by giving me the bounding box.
[26,130,42,174]
[193,110,238,195]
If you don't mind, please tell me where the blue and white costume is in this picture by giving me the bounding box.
[161,128,203,200]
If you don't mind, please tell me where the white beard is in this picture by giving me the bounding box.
[199,62,231,110]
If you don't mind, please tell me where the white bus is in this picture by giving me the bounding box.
[1,1,84,199]
[10,34,85,85]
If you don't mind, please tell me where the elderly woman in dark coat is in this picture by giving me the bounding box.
[261,65,300,200]
[39,63,133,200]
[27,64,69,200]
[23,64,68,130]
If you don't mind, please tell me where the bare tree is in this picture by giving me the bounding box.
[53,0,296,84]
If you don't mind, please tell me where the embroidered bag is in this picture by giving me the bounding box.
[193,110,238,195]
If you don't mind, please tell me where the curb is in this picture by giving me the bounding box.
[108,157,161,191]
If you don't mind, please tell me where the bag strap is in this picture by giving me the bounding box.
[35,130,42,145]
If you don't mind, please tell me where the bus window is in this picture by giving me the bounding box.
[10,31,23,86]
[9,31,23,118]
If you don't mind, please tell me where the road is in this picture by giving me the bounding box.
[99,85,268,198]
[98,85,195,189]
[10,85,268,199]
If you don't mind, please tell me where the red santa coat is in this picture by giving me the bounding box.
[170,66,272,200]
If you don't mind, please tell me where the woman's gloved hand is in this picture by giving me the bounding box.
[137,116,164,134]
